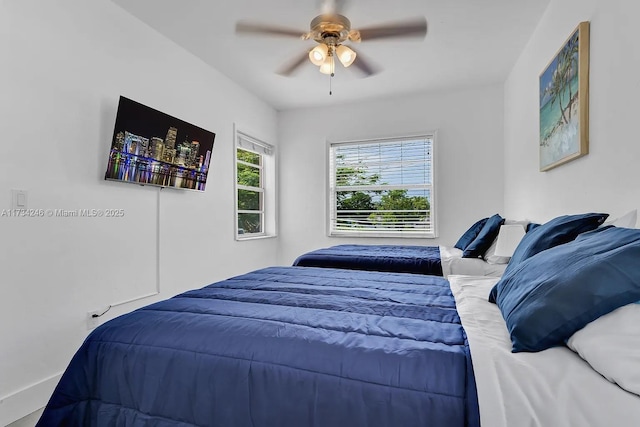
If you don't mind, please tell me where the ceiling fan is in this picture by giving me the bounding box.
[235,0,427,78]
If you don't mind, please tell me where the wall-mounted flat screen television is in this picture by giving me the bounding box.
[105,96,216,191]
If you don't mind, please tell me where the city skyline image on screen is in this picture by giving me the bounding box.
[105,96,216,191]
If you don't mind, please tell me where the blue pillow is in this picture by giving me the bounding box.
[489,226,640,352]
[526,223,540,232]
[454,217,489,250]
[504,212,608,275]
[462,214,504,258]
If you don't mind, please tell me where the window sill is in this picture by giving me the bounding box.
[329,231,436,239]
[236,233,277,242]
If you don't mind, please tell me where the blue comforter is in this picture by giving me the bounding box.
[293,244,443,276]
[38,266,478,427]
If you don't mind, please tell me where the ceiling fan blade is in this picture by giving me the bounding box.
[236,21,306,38]
[351,52,379,77]
[276,51,311,76]
[354,17,427,42]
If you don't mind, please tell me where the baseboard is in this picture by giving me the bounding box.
[0,373,62,426]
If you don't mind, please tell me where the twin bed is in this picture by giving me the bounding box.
[38,213,640,426]
[292,244,444,275]
[38,267,479,426]
[450,275,640,427]
[293,244,507,278]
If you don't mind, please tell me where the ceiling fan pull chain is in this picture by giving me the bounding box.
[329,73,333,95]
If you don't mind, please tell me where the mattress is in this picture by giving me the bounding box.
[38,267,479,427]
[292,244,443,275]
[449,275,640,427]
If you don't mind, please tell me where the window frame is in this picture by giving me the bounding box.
[326,133,437,239]
[234,129,275,240]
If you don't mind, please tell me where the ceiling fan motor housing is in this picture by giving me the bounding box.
[310,14,352,44]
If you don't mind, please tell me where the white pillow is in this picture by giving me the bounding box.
[602,209,637,228]
[504,219,530,227]
[483,220,529,264]
[566,302,640,396]
[483,238,510,264]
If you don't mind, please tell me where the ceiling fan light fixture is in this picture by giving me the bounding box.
[309,44,329,66]
[336,44,356,67]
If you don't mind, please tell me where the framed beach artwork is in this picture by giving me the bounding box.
[539,21,590,171]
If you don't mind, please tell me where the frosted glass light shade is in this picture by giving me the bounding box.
[336,45,356,67]
[309,44,329,66]
[319,55,335,75]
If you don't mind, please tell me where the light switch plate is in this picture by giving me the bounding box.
[11,189,28,210]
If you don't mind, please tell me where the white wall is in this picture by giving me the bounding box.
[504,0,640,223]
[0,0,278,424]
[277,85,505,264]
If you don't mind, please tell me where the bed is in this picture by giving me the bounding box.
[449,216,640,426]
[449,275,640,427]
[290,215,519,277]
[292,244,444,275]
[292,244,507,278]
[37,266,480,427]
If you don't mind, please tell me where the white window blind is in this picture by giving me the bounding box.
[328,135,435,238]
[237,132,273,156]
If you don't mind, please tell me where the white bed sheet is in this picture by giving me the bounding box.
[449,275,640,427]
[439,246,506,278]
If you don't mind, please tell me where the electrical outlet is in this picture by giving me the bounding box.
[87,310,102,330]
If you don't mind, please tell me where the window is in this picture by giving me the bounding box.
[328,134,436,238]
[235,130,275,239]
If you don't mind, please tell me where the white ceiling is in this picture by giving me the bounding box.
[111,0,550,111]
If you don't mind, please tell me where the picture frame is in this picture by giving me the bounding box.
[539,21,590,172]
